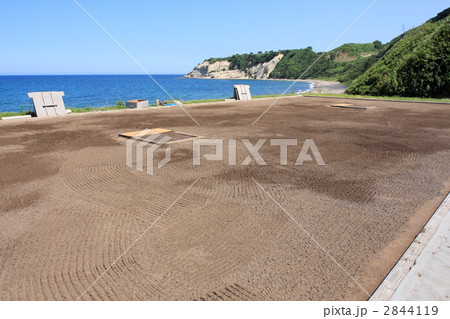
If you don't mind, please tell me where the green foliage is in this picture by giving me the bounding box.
[0,111,32,118]
[347,7,450,98]
[205,43,383,83]
[207,57,222,64]
[199,7,449,98]
[330,43,378,58]
[115,100,125,107]
[228,51,279,72]
[269,44,381,82]
[396,25,449,97]
[428,7,450,22]
[270,47,318,78]
[69,104,127,113]
[373,40,383,51]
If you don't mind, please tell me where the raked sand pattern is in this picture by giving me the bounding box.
[0,96,449,300]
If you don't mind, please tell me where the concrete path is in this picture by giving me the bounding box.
[391,202,450,300]
[370,193,450,301]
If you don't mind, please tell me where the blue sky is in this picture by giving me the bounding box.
[0,0,448,75]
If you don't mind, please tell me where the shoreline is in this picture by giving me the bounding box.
[0,75,345,116]
[0,76,346,115]
[297,79,347,94]
[182,76,348,94]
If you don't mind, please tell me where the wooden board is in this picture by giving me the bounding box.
[165,132,197,144]
[119,128,172,139]
[119,129,197,145]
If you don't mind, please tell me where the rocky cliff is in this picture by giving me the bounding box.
[184,53,284,79]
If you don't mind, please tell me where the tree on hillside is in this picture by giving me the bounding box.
[373,40,383,50]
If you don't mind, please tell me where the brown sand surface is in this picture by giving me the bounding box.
[0,96,449,300]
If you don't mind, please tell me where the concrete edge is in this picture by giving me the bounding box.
[369,193,450,301]
[1,115,32,121]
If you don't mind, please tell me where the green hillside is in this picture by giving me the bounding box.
[199,7,449,98]
[346,8,450,97]
[269,43,382,82]
[205,43,383,83]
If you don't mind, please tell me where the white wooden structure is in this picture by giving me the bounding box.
[28,91,66,117]
[233,85,251,100]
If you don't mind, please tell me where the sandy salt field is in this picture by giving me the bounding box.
[0,96,449,300]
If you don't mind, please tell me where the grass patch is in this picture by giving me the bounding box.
[304,93,450,103]
[68,105,128,113]
[0,111,33,118]
[69,100,128,113]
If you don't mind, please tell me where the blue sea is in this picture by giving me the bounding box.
[0,75,312,113]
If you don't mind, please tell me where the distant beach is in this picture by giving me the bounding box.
[301,79,347,94]
[235,77,347,94]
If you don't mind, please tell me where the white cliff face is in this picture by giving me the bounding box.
[184,60,246,79]
[184,54,284,79]
[248,53,284,79]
